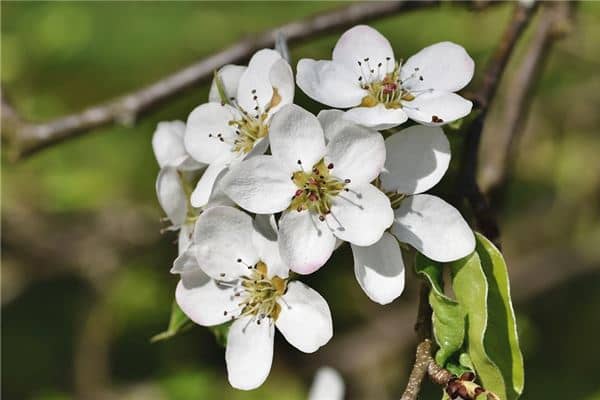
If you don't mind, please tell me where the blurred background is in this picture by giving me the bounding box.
[2,2,600,399]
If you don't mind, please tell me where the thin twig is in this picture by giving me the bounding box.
[481,3,573,206]
[3,0,495,160]
[455,2,537,248]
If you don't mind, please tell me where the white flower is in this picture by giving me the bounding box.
[308,367,345,400]
[296,25,474,130]
[347,118,475,304]
[222,104,394,274]
[152,120,205,171]
[175,206,333,390]
[183,49,294,208]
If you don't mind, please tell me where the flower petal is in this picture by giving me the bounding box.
[332,25,395,82]
[175,269,237,326]
[275,281,333,353]
[278,210,336,274]
[223,155,296,214]
[153,120,201,170]
[190,161,229,208]
[381,125,450,194]
[226,315,275,391]
[401,41,474,93]
[296,59,366,108]
[317,109,346,142]
[391,194,475,262]
[351,232,405,305]
[171,244,199,274]
[156,166,187,227]
[237,49,283,114]
[343,104,408,130]
[184,102,240,164]
[325,122,385,186]
[193,206,259,280]
[268,58,295,115]
[404,91,472,126]
[178,222,194,255]
[209,64,247,103]
[269,104,327,173]
[308,367,345,400]
[252,218,289,279]
[327,184,393,246]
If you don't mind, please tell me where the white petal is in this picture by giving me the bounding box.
[184,102,239,164]
[317,109,346,142]
[190,161,229,208]
[209,64,247,103]
[171,244,199,274]
[178,222,194,255]
[193,206,259,280]
[269,104,326,173]
[401,42,474,93]
[391,194,475,262]
[332,25,395,82]
[155,167,187,227]
[404,91,472,126]
[267,58,295,115]
[153,121,194,169]
[343,104,408,130]
[226,315,274,391]
[381,125,450,194]
[327,184,393,246]
[176,269,237,326]
[308,367,345,400]
[252,218,289,279]
[253,214,278,241]
[352,232,405,305]
[223,155,296,214]
[275,281,333,353]
[204,167,236,209]
[278,210,336,275]
[237,49,282,114]
[325,123,385,186]
[296,59,366,108]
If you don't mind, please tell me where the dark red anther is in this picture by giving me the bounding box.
[294,189,303,197]
[309,194,318,202]
[383,82,398,94]
[327,163,334,169]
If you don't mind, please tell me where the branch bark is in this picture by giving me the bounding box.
[1,0,503,161]
[455,2,537,248]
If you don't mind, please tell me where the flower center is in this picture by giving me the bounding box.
[355,57,422,110]
[228,112,269,154]
[289,159,349,219]
[224,261,287,322]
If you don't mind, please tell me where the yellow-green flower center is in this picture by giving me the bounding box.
[225,261,287,322]
[359,61,416,110]
[289,159,348,219]
[228,112,269,154]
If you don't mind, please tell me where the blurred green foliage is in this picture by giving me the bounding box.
[2,2,600,399]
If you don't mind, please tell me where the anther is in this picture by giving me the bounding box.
[327,163,334,169]
[251,89,257,94]
[344,178,351,183]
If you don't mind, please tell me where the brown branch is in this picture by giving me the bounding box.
[0,0,502,161]
[481,2,573,205]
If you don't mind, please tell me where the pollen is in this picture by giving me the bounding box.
[235,262,288,321]
[289,159,347,218]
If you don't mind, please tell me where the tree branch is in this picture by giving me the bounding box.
[480,2,573,205]
[455,2,537,247]
[1,0,504,161]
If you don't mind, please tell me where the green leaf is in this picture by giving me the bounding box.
[450,250,507,399]
[151,300,193,343]
[415,254,466,366]
[476,233,525,399]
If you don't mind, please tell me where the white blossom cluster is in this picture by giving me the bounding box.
[152,25,476,391]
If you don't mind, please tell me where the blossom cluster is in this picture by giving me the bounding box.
[153,25,476,391]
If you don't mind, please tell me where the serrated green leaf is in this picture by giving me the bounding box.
[415,254,466,366]
[476,233,525,399]
[450,250,507,399]
[151,300,193,343]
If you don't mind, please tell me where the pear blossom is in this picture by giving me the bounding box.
[308,367,345,400]
[297,25,474,130]
[222,104,394,274]
[318,110,474,304]
[174,206,333,390]
[183,49,294,208]
[152,120,205,171]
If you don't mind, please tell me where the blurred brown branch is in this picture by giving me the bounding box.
[0,0,503,161]
[455,2,538,248]
[481,2,573,206]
